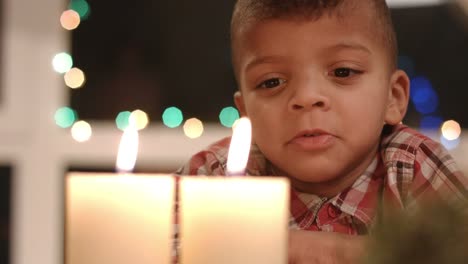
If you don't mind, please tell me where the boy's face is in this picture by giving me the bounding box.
[233,5,409,195]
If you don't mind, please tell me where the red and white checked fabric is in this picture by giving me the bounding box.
[176,124,468,234]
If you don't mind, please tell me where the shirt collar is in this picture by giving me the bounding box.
[329,154,385,226]
[246,142,385,227]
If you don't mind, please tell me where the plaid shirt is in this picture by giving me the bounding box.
[176,124,468,235]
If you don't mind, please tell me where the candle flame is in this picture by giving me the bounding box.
[116,125,139,173]
[226,117,252,176]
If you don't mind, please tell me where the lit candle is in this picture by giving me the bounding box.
[66,126,175,264]
[115,124,139,173]
[226,117,252,176]
[179,117,290,264]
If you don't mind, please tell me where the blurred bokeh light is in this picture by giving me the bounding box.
[60,9,81,30]
[130,109,149,130]
[410,76,439,115]
[219,106,239,128]
[183,118,204,139]
[162,107,183,128]
[64,67,85,89]
[115,111,131,131]
[71,120,92,142]
[54,107,77,128]
[441,120,462,141]
[69,0,90,19]
[52,52,73,74]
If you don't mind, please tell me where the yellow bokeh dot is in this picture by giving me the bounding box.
[60,10,81,30]
[441,120,461,141]
[64,67,85,89]
[130,109,149,130]
[183,118,204,139]
[71,120,92,142]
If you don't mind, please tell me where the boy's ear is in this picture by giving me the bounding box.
[385,70,410,125]
[234,90,247,116]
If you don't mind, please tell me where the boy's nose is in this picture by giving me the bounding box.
[289,82,331,111]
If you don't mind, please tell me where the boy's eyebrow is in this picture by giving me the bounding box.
[326,42,372,54]
[244,55,288,73]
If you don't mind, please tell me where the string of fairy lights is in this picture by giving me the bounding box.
[54,1,462,149]
[53,0,240,142]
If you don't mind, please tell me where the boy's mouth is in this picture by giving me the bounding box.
[294,129,330,138]
[303,133,323,137]
[288,129,335,150]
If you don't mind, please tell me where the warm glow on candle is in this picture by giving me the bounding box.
[179,177,289,264]
[226,117,252,176]
[66,174,175,264]
[115,126,139,173]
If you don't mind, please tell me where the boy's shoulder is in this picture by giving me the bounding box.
[379,123,456,167]
[379,124,468,206]
[381,123,431,145]
[379,123,433,161]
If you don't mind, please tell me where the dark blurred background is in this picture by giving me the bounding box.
[393,4,468,129]
[70,0,237,121]
[69,1,468,129]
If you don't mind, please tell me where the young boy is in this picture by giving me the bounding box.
[177,0,468,263]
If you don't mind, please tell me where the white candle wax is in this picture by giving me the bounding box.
[179,177,290,264]
[66,173,175,264]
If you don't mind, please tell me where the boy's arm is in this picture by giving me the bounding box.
[409,139,468,207]
[288,230,366,264]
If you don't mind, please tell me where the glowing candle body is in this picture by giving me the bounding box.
[66,173,175,264]
[179,177,289,264]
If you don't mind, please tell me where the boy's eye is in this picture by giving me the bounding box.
[256,78,286,89]
[334,68,351,77]
[331,68,362,78]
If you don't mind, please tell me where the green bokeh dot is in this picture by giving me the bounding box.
[69,0,90,19]
[219,106,239,127]
[162,107,183,128]
[115,111,131,131]
[54,107,77,128]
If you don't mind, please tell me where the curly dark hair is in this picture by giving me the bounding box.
[230,0,398,75]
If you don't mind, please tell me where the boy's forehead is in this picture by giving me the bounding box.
[232,4,381,69]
